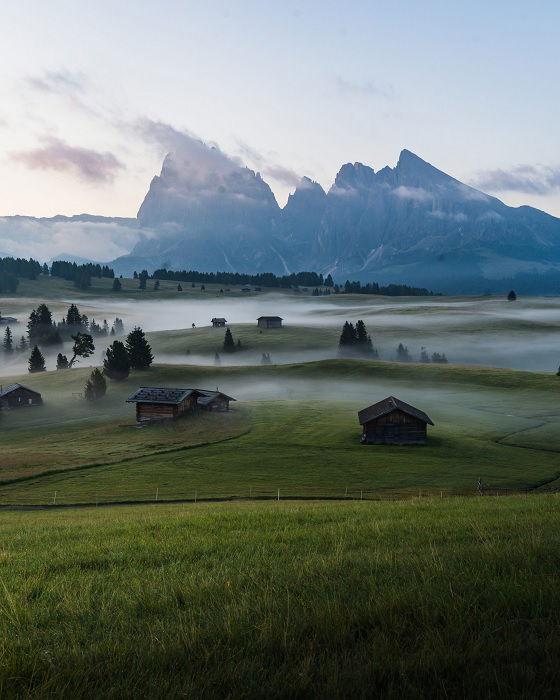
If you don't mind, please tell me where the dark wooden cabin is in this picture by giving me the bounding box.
[257,316,283,329]
[211,317,227,327]
[0,383,43,409]
[358,396,434,445]
[126,387,202,422]
[196,390,236,411]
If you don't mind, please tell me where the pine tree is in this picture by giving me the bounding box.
[84,368,107,401]
[66,304,83,329]
[133,271,138,279]
[177,284,183,291]
[3,326,13,354]
[56,353,69,369]
[338,321,357,356]
[420,347,430,363]
[139,277,146,290]
[223,328,236,353]
[104,340,131,381]
[201,284,205,291]
[28,345,46,372]
[68,333,95,367]
[507,289,517,301]
[17,335,27,353]
[324,274,334,287]
[153,279,160,291]
[42,263,49,276]
[113,318,124,335]
[396,343,411,362]
[125,327,154,369]
[112,278,122,291]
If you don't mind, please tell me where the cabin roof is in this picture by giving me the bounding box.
[126,387,201,405]
[0,383,41,398]
[196,389,236,405]
[257,316,283,321]
[211,317,227,322]
[358,396,434,426]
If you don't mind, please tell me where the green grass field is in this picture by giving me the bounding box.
[0,496,559,698]
[2,360,560,505]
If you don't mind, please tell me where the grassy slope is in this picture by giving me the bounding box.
[0,497,559,698]
[1,360,560,503]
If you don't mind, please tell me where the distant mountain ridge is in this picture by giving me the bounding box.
[117,148,560,293]
[3,148,560,294]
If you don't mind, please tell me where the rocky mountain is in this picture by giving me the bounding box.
[114,148,560,293]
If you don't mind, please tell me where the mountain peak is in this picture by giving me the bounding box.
[334,162,376,190]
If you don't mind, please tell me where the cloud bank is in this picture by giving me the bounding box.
[11,137,124,183]
[472,164,560,195]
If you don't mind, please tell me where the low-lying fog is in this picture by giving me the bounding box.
[1,293,560,376]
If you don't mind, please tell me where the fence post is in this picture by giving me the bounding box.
[155,488,159,502]
[345,486,348,498]
[52,491,57,506]
[277,488,280,501]
[360,490,363,501]
[194,490,197,503]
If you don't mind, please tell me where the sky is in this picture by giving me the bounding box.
[0,0,559,220]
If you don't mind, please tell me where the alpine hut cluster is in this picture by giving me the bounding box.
[126,387,236,422]
[358,396,434,445]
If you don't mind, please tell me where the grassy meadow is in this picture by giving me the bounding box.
[1,360,560,504]
[1,497,559,698]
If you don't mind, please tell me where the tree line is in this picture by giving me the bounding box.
[0,256,42,293]
[149,268,327,289]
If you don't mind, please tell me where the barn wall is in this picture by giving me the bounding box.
[258,319,282,328]
[137,403,177,421]
[362,410,428,445]
[3,389,42,408]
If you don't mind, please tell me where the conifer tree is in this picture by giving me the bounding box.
[3,326,13,354]
[56,353,69,369]
[28,345,46,372]
[223,328,236,353]
[338,321,357,356]
[214,351,221,366]
[139,277,146,290]
[324,274,334,287]
[17,335,27,353]
[153,279,160,291]
[507,289,517,301]
[68,333,95,367]
[112,278,122,291]
[396,343,411,362]
[113,318,124,335]
[125,326,154,369]
[177,284,183,291]
[84,368,107,401]
[104,340,131,381]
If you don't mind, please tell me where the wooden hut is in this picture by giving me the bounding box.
[358,396,434,445]
[211,318,227,327]
[257,316,283,329]
[0,383,43,409]
[196,390,236,411]
[126,387,202,422]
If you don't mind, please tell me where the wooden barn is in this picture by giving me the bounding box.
[211,317,227,327]
[0,383,43,409]
[196,390,236,411]
[358,396,434,445]
[126,387,202,422]
[257,316,283,329]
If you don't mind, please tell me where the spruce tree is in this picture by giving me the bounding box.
[28,345,46,372]
[139,277,146,290]
[3,326,13,354]
[507,289,517,301]
[17,335,27,353]
[338,321,357,356]
[153,279,160,291]
[56,353,69,369]
[104,340,131,381]
[112,278,122,291]
[223,328,236,353]
[177,284,183,291]
[125,326,154,369]
[84,368,107,401]
[396,343,411,362]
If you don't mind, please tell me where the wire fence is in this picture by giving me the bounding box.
[0,483,554,509]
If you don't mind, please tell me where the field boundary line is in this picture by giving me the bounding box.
[0,427,252,489]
